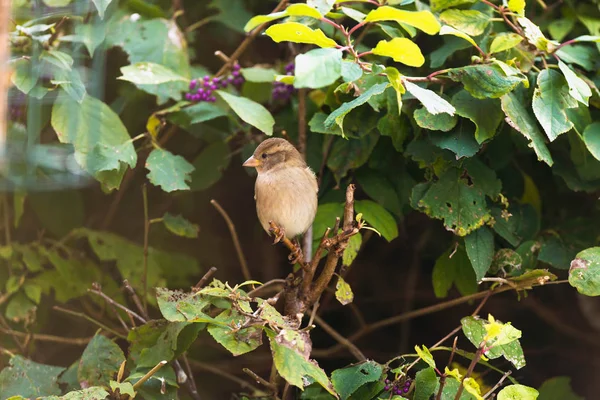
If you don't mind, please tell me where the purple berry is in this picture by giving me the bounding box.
[189,79,197,90]
[185,93,193,101]
[403,387,409,393]
[228,76,235,83]
[384,385,390,391]
[405,381,411,387]
[203,75,210,81]
[233,63,241,71]
[208,96,216,102]
[232,70,240,77]
[220,80,228,88]
[209,84,217,90]
[197,88,205,94]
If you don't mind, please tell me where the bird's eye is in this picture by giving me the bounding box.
[261,153,267,159]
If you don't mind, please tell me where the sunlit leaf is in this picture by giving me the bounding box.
[265,22,338,48]
[118,62,188,85]
[372,38,425,67]
[440,9,490,36]
[404,80,455,115]
[490,33,523,54]
[439,25,477,47]
[557,60,592,105]
[364,6,441,35]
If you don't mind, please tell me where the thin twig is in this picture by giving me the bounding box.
[248,279,286,298]
[142,185,150,314]
[133,360,168,390]
[189,359,262,393]
[243,368,279,395]
[88,286,146,324]
[483,370,512,399]
[313,314,366,361]
[194,266,218,290]
[53,306,127,339]
[181,355,200,399]
[0,327,91,346]
[123,279,149,321]
[211,200,251,281]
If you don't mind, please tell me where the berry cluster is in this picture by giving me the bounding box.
[185,63,244,103]
[271,62,295,101]
[383,378,411,396]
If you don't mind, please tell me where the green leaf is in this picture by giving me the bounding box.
[168,102,228,129]
[79,334,126,387]
[295,48,343,89]
[435,377,477,400]
[189,141,231,191]
[414,345,436,369]
[343,233,362,266]
[162,213,199,238]
[217,90,275,135]
[52,68,86,103]
[10,59,37,94]
[414,106,457,132]
[414,367,438,400]
[244,3,323,31]
[452,90,503,144]
[331,361,382,400]
[207,310,263,356]
[91,0,112,18]
[51,91,137,191]
[440,9,490,36]
[5,291,35,321]
[498,385,539,400]
[465,226,494,281]
[464,158,502,199]
[538,236,574,270]
[411,168,490,236]
[557,60,591,106]
[110,381,136,397]
[335,275,354,305]
[532,69,578,142]
[569,247,600,296]
[490,32,523,54]
[241,67,277,82]
[341,61,363,83]
[429,120,481,159]
[432,246,478,297]
[439,25,478,48]
[268,330,336,396]
[61,22,106,57]
[61,387,110,400]
[309,112,343,135]
[354,200,398,241]
[327,133,379,183]
[372,38,425,67]
[156,288,212,322]
[324,83,389,136]
[518,16,558,52]
[356,169,403,216]
[583,122,600,162]
[41,49,73,71]
[265,22,337,48]
[118,62,187,85]
[404,81,455,115]
[29,190,84,238]
[146,148,194,192]
[0,356,64,399]
[548,19,575,42]
[364,6,440,35]
[448,64,525,99]
[430,0,477,12]
[537,377,583,400]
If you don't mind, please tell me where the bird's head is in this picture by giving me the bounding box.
[242,138,305,173]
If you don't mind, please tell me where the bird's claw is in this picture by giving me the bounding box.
[268,221,285,244]
[288,247,302,264]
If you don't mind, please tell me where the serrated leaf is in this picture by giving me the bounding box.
[465,226,494,281]
[146,148,194,192]
[569,247,600,296]
[295,48,343,89]
[354,199,398,241]
[217,90,275,135]
[532,69,578,142]
[364,6,440,35]
[447,64,525,99]
[452,89,503,144]
[335,276,354,305]
[440,9,490,36]
[118,62,187,85]
[372,38,425,67]
[490,33,523,53]
[557,60,591,106]
[498,384,539,400]
[411,168,490,236]
[500,90,553,166]
[324,82,389,136]
[265,22,337,48]
[404,80,455,115]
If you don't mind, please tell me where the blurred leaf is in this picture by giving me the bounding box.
[335,276,354,305]
[583,122,600,161]
[569,247,600,296]
[118,62,187,85]
[91,0,112,18]
[61,22,106,57]
[430,0,478,12]
[78,334,125,387]
[356,169,402,216]
[355,200,398,241]
[435,376,477,400]
[448,64,525,99]
[452,89,503,144]
[309,112,343,135]
[162,213,199,238]
[10,59,37,94]
[341,61,363,82]
[532,69,578,142]
[189,141,230,191]
[208,0,252,33]
[432,246,477,298]
[109,381,135,397]
[295,48,343,89]
[490,33,523,54]
[372,38,425,67]
[342,233,362,267]
[498,385,538,400]
[29,190,84,237]
[465,226,494,281]
[5,291,36,321]
[439,25,478,47]
[440,9,490,36]
[404,81,455,115]
[265,22,338,48]
[414,367,438,400]
[327,133,379,183]
[61,387,109,399]
[146,148,194,192]
[538,377,583,400]
[364,6,440,35]
[538,236,576,270]
[331,361,382,400]
[217,90,274,135]
[168,102,228,129]
[241,67,277,82]
[0,356,64,399]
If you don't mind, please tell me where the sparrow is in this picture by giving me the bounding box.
[243,138,318,241]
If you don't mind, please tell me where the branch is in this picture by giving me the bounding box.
[313,314,366,361]
[194,266,218,291]
[142,184,150,314]
[53,306,127,339]
[0,328,91,346]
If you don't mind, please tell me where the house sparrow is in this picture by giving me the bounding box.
[243,138,318,240]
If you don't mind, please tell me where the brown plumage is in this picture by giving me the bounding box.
[243,138,318,239]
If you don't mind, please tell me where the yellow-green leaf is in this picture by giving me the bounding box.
[335,276,354,305]
[490,32,523,53]
[244,4,322,32]
[439,25,477,47]
[508,0,526,16]
[463,378,484,400]
[364,6,440,35]
[385,66,404,112]
[415,345,436,369]
[265,22,338,48]
[372,38,425,67]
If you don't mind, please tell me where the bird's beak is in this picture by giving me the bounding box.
[243,155,261,168]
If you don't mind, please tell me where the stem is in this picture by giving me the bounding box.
[53,306,127,339]
[194,266,218,290]
[357,50,372,58]
[133,360,168,390]
[454,344,486,400]
[320,17,343,32]
[142,184,149,314]
[480,0,500,10]
[483,371,512,399]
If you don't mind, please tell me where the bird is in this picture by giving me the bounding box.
[243,138,318,242]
